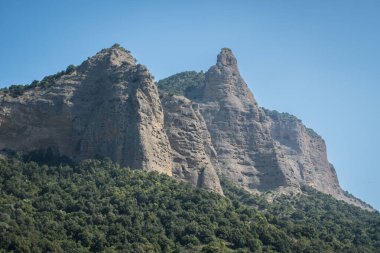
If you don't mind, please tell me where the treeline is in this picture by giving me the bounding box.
[0,65,76,98]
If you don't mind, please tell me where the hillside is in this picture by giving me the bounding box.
[0,155,379,253]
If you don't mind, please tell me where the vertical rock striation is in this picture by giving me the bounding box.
[161,94,223,194]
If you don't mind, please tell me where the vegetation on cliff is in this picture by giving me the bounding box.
[0,65,77,98]
[157,71,205,99]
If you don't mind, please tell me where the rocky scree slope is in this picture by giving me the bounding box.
[0,44,370,209]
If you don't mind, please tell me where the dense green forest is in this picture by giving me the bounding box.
[222,179,380,252]
[0,154,379,252]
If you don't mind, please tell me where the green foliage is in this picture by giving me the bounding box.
[0,156,293,252]
[261,108,300,122]
[65,64,76,74]
[221,177,380,253]
[0,155,379,252]
[0,65,77,97]
[157,71,205,100]
[305,127,321,138]
[3,84,28,97]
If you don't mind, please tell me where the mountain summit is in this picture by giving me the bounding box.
[0,45,371,210]
[79,44,137,71]
[217,48,238,67]
[203,48,256,105]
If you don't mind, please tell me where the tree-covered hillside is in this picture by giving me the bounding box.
[221,178,380,253]
[0,154,379,252]
[156,71,205,100]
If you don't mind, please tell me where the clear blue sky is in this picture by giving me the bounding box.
[1,0,379,210]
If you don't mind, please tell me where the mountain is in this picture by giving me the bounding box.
[0,44,372,210]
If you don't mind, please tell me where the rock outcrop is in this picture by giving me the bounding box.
[0,44,172,175]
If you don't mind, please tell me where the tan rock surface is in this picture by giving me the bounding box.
[161,94,223,194]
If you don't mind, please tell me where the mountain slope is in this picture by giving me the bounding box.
[0,155,379,253]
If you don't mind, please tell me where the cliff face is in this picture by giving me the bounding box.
[264,110,366,206]
[265,111,340,193]
[0,45,371,209]
[161,94,223,194]
[0,45,172,175]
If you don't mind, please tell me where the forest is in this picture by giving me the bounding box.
[0,152,379,252]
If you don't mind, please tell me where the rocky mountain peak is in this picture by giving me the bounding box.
[78,44,136,72]
[203,48,256,106]
[217,48,238,68]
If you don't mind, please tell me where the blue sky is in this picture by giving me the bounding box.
[1,0,379,210]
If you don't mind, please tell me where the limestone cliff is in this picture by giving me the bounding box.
[0,44,172,175]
